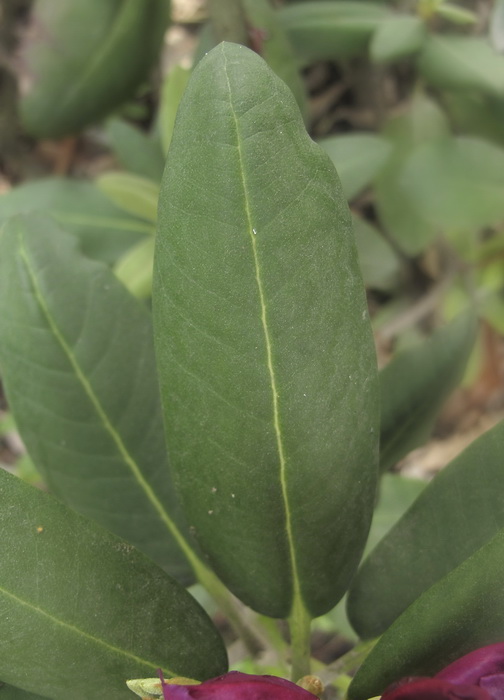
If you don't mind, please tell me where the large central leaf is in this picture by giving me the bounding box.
[153,43,379,619]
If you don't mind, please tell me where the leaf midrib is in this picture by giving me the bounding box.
[222,52,304,614]
[17,228,197,570]
[0,585,175,674]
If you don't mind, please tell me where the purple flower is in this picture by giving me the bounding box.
[159,671,317,699]
[381,643,504,700]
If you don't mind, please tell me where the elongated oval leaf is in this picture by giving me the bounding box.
[153,43,379,619]
[370,15,426,64]
[348,417,504,639]
[0,215,194,583]
[278,1,390,63]
[19,0,169,137]
[348,527,504,700]
[0,468,227,700]
[106,119,166,182]
[379,313,476,472]
[96,172,159,224]
[0,178,152,263]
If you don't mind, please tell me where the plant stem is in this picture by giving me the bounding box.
[288,598,312,682]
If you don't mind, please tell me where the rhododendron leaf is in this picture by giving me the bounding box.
[348,416,504,638]
[348,527,504,699]
[0,215,195,583]
[0,468,227,700]
[153,43,379,619]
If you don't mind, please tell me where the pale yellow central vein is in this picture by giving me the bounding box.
[18,238,199,571]
[0,585,175,674]
[223,61,303,612]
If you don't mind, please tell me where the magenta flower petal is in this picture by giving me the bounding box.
[436,643,504,700]
[381,677,491,700]
[160,672,317,700]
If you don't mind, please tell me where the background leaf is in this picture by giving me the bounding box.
[417,36,504,98]
[348,417,504,639]
[153,43,379,619]
[0,468,227,700]
[106,119,165,182]
[351,215,400,292]
[318,134,392,200]
[0,215,194,583]
[370,15,426,64]
[348,527,504,700]
[379,313,477,472]
[0,178,152,263]
[96,172,159,223]
[278,1,390,63]
[19,0,170,137]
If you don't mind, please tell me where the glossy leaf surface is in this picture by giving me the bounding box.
[0,178,151,263]
[318,134,391,200]
[278,1,390,63]
[153,43,379,618]
[349,527,504,700]
[379,313,476,472]
[348,417,504,639]
[0,215,194,583]
[19,0,169,137]
[0,469,227,700]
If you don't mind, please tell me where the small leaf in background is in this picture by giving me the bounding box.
[153,43,379,619]
[96,172,159,224]
[441,91,504,148]
[242,0,308,121]
[114,237,155,300]
[0,215,194,583]
[318,133,392,200]
[348,527,504,700]
[106,118,166,182]
[490,0,504,52]
[374,93,449,255]
[417,36,504,99]
[434,2,477,25]
[277,1,391,64]
[0,468,227,700]
[348,416,504,640]
[379,313,477,473]
[370,15,426,65]
[351,214,400,292]
[157,66,191,156]
[400,135,504,235]
[19,0,170,137]
[0,178,152,263]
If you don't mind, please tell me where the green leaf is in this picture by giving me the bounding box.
[19,0,170,137]
[106,119,165,182]
[379,313,476,472]
[318,133,392,200]
[114,236,155,300]
[370,16,426,64]
[153,43,379,619]
[0,215,194,583]
[242,0,308,120]
[0,178,152,263]
[277,1,391,63]
[96,173,159,223]
[352,215,400,292]
[157,66,191,156]
[441,91,504,148]
[0,684,48,700]
[374,93,449,255]
[348,416,504,641]
[417,35,504,98]
[401,135,504,233]
[0,468,227,700]
[348,526,504,700]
